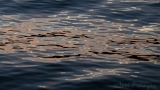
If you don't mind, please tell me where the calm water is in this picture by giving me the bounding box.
[0,0,160,90]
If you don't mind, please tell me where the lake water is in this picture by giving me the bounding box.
[0,0,160,90]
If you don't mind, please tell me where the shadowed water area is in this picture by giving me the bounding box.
[0,0,160,90]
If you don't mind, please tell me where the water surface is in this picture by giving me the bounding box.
[0,0,160,90]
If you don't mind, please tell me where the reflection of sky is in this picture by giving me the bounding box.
[0,13,160,62]
[65,68,131,81]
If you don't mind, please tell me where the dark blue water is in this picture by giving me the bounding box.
[0,0,160,90]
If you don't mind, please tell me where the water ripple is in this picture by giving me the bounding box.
[0,0,160,90]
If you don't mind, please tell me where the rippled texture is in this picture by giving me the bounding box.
[0,0,160,90]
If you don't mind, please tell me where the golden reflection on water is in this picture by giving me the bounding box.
[0,14,159,63]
